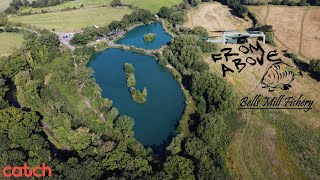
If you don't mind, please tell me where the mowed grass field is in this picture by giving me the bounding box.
[0,32,24,56]
[184,2,252,36]
[123,0,183,13]
[9,7,132,32]
[249,5,320,60]
[18,0,182,14]
[19,0,113,14]
[203,41,320,179]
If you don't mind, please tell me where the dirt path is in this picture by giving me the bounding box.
[299,8,309,55]
[264,4,270,24]
[236,113,253,179]
[81,95,107,123]
[42,122,70,150]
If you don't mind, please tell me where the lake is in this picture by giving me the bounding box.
[116,22,172,49]
[88,48,185,145]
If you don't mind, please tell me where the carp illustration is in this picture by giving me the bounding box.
[261,60,302,92]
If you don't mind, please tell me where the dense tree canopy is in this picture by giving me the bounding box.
[163,34,215,74]
[0,107,52,168]
[191,71,235,114]
[158,6,173,18]
[164,155,195,180]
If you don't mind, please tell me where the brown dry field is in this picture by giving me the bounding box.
[301,8,320,59]
[204,41,320,179]
[184,2,252,36]
[204,41,320,128]
[249,5,320,60]
[186,4,320,178]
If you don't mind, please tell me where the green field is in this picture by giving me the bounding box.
[19,0,113,14]
[123,0,183,13]
[18,0,182,14]
[10,7,132,32]
[0,0,11,11]
[0,32,24,56]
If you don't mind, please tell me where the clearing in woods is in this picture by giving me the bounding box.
[0,32,24,56]
[184,2,252,36]
[249,5,320,60]
[203,41,320,179]
[9,6,132,32]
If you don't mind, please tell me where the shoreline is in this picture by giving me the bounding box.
[88,21,194,147]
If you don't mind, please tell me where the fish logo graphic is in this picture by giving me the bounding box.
[261,60,302,92]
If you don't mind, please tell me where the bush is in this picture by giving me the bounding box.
[168,11,186,24]
[96,42,108,51]
[249,24,275,45]
[4,24,19,32]
[0,12,8,26]
[143,33,156,42]
[158,6,172,18]
[127,75,136,87]
[158,54,168,67]
[124,63,136,87]
[110,0,122,7]
[217,0,248,17]
[309,59,320,74]
[271,0,282,4]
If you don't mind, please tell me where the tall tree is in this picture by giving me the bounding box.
[164,155,195,180]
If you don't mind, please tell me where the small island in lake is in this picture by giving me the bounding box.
[124,63,147,103]
[124,63,136,87]
[143,33,156,42]
[130,87,147,104]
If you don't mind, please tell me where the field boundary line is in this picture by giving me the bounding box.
[299,8,309,58]
[264,4,270,24]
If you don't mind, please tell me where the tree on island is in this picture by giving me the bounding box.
[124,63,136,87]
[143,33,156,42]
[123,63,147,103]
[130,87,147,104]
